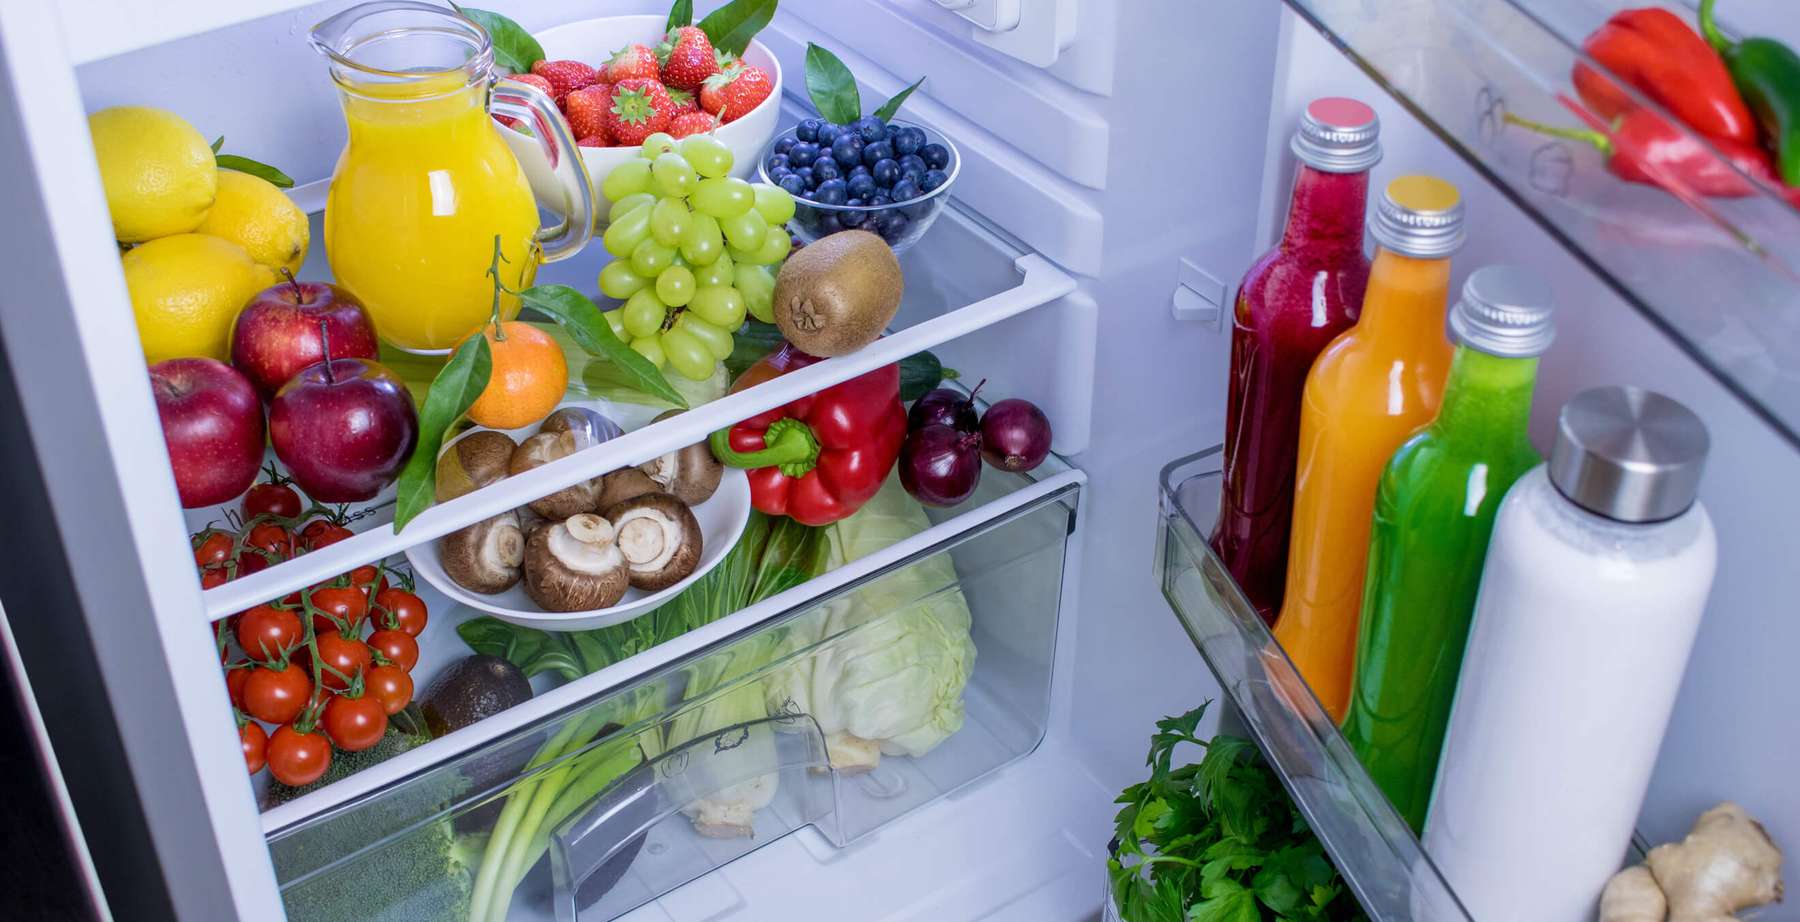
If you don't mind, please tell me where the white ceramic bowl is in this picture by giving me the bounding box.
[500,14,783,211]
[405,398,753,632]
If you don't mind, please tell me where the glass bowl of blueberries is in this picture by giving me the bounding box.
[757,116,959,253]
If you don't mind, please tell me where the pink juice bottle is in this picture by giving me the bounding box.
[1210,98,1380,624]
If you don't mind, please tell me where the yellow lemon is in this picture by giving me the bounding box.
[123,234,275,364]
[197,170,309,274]
[89,106,218,243]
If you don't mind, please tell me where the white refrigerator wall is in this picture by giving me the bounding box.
[1271,8,1800,853]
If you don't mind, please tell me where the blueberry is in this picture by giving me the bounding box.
[846,174,877,199]
[792,167,814,188]
[920,143,951,170]
[876,210,910,240]
[891,177,921,202]
[849,164,872,180]
[898,153,928,175]
[774,136,797,156]
[838,206,867,228]
[921,168,949,192]
[893,130,922,156]
[902,169,926,189]
[778,173,807,196]
[872,158,900,186]
[820,121,844,145]
[869,193,892,206]
[831,133,863,167]
[812,157,840,182]
[861,140,893,167]
[885,122,904,140]
[857,116,886,143]
[787,141,818,166]
[816,212,844,235]
[765,153,789,174]
[769,165,792,183]
[796,119,821,142]
[815,178,848,205]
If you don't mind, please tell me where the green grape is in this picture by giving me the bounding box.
[655,265,695,307]
[600,159,652,201]
[678,314,736,360]
[659,327,715,381]
[649,196,691,247]
[599,260,650,299]
[694,251,735,288]
[735,264,776,323]
[602,308,628,341]
[680,134,734,179]
[718,208,768,251]
[608,192,656,224]
[629,238,676,277]
[691,177,755,219]
[679,213,724,265]
[630,335,667,368]
[752,183,796,225]
[602,203,653,258]
[731,223,791,265]
[622,288,667,338]
[688,285,747,329]
[652,152,697,198]
[640,133,678,159]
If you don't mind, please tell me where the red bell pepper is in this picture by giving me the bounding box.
[1572,7,1757,146]
[1508,107,1800,208]
[710,344,906,526]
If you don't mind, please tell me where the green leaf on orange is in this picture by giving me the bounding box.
[392,334,492,531]
[518,284,688,408]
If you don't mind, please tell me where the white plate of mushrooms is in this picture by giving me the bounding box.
[405,400,753,632]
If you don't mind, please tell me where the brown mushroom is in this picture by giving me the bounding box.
[435,430,517,503]
[522,513,630,612]
[510,431,603,520]
[597,468,661,508]
[439,511,526,594]
[603,493,703,591]
[639,410,724,505]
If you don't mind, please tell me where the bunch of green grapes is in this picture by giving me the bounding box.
[595,132,796,381]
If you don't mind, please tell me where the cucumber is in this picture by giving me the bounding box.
[726,320,950,401]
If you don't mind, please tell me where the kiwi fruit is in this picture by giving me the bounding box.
[773,230,904,357]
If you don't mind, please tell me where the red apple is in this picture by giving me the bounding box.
[231,279,379,400]
[150,358,265,508]
[269,356,418,502]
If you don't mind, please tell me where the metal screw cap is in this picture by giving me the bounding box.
[1549,386,1709,523]
[1291,97,1382,173]
[1448,265,1556,358]
[1370,175,1466,258]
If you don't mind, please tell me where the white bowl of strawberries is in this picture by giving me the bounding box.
[498,14,782,212]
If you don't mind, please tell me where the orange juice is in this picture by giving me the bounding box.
[324,72,541,352]
[1273,175,1464,721]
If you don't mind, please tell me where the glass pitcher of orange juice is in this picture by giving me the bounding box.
[310,1,594,353]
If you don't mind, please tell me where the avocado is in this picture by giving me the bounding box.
[419,654,533,738]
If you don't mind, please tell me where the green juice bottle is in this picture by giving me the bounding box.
[1341,266,1554,833]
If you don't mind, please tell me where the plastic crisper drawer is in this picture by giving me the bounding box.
[265,478,1079,922]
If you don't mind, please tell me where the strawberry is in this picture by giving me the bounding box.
[667,87,700,116]
[604,78,674,147]
[529,59,599,102]
[700,64,774,124]
[563,84,613,140]
[656,26,719,92]
[668,111,718,138]
[508,73,555,98]
[577,134,609,148]
[604,43,660,84]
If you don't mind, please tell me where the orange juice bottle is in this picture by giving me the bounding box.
[1272,175,1465,721]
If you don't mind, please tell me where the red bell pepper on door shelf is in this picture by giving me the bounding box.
[1572,7,1757,146]
[710,343,907,526]
[1506,107,1800,208]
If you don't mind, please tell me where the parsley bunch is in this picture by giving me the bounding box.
[1108,702,1369,922]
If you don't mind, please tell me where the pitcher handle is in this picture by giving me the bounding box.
[492,77,596,263]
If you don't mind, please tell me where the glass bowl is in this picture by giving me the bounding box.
[756,118,960,254]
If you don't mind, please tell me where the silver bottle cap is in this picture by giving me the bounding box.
[1549,386,1709,523]
[1290,97,1382,173]
[1369,175,1466,258]
[1448,266,1556,358]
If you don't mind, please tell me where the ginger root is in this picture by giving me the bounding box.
[1601,802,1784,922]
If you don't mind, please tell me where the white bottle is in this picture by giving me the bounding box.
[1423,386,1716,922]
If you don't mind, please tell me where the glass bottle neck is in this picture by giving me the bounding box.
[1279,164,1369,252]
[1354,247,1453,347]
[1433,347,1540,440]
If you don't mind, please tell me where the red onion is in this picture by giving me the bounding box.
[979,398,1052,472]
[899,424,983,506]
[908,379,983,433]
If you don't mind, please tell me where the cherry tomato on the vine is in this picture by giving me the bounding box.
[266,724,331,786]
[346,564,385,595]
[193,532,233,568]
[312,631,372,691]
[200,567,230,590]
[225,667,250,708]
[241,721,268,774]
[245,522,293,559]
[323,694,387,752]
[374,588,428,637]
[242,663,311,725]
[244,482,302,519]
[308,586,368,634]
[300,520,353,551]
[235,605,303,661]
[367,629,419,672]
[365,664,413,716]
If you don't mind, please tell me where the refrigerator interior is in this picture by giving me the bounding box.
[7,0,1795,917]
